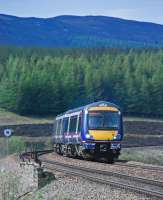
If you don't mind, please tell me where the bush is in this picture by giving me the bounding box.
[8,136,25,154]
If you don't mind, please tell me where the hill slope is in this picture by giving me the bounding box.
[1,14,163,47]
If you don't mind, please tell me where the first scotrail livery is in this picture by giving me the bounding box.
[52,101,123,163]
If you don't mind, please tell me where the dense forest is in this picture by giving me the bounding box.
[0,47,163,116]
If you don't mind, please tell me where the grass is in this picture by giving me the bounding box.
[122,134,163,147]
[0,108,53,125]
[0,136,52,158]
[120,147,163,165]
[1,107,163,125]
[0,171,20,200]
[124,116,163,122]
[0,136,26,158]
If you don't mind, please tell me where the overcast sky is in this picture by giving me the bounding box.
[0,0,163,24]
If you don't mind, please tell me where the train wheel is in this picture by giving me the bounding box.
[67,145,73,157]
[70,145,78,158]
[59,144,64,155]
[62,145,68,156]
[56,144,62,155]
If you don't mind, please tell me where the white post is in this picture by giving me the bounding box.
[4,129,12,170]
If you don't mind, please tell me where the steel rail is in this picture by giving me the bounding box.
[21,149,54,157]
[20,150,163,172]
[114,162,163,173]
[42,159,163,188]
[19,149,53,163]
[41,159,163,199]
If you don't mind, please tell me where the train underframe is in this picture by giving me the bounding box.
[54,143,121,163]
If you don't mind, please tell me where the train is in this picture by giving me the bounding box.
[52,101,123,163]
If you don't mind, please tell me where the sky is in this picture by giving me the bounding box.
[0,0,163,24]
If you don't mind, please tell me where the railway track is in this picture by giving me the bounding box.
[41,159,163,188]
[114,162,163,173]
[40,158,163,199]
[41,159,163,199]
[20,150,163,199]
[20,148,163,172]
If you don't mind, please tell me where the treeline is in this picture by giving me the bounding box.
[0,47,163,116]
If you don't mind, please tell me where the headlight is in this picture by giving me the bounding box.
[114,134,121,140]
[86,134,91,139]
[85,134,94,139]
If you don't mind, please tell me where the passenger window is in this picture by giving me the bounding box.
[69,116,77,133]
[57,119,61,135]
[60,119,63,134]
[78,116,81,132]
[63,118,68,132]
[55,120,58,135]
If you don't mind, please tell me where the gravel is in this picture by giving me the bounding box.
[0,155,161,200]
[22,172,154,200]
[41,153,163,181]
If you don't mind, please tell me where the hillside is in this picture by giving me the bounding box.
[1,14,163,47]
[0,108,53,125]
[0,107,163,125]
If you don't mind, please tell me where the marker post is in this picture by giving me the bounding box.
[4,129,12,169]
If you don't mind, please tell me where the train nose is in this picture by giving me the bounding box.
[89,130,118,140]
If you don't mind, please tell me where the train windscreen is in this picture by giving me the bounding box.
[88,110,120,130]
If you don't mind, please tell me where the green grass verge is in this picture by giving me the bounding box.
[120,147,163,165]
[124,116,163,122]
[0,136,25,157]
[1,107,163,125]
[0,108,53,125]
[0,136,52,158]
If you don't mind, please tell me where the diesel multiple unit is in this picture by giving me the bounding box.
[52,101,123,162]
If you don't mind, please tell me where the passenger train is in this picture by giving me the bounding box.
[52,101,123,163]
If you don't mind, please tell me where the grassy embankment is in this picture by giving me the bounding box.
[0,108,53,157]
[120,147,163,165]
[0,108,53,125]
[0,136,52,158]
[124,116,163,122]
[1,107,163,124]
[1,107,163,125]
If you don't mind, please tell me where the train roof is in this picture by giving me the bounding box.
[57,101,120,118]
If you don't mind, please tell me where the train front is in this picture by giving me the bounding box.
[83,103,123,162]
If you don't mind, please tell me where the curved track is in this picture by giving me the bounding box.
[19,150,163,199]
[41,158,163,199]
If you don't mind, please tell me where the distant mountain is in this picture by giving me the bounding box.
[1,14,163,48]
